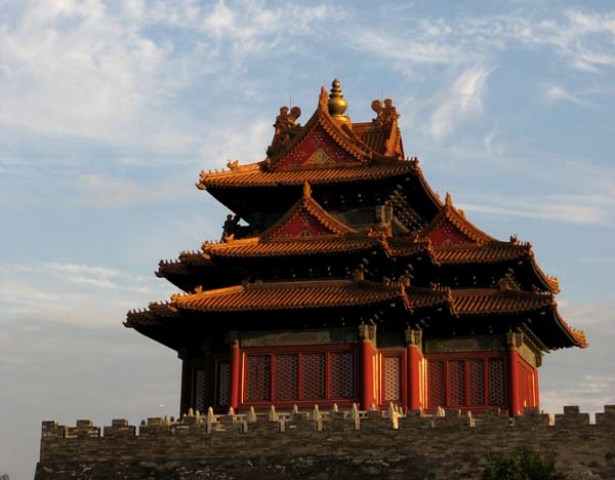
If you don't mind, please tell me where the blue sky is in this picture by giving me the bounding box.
[1,0,615,478]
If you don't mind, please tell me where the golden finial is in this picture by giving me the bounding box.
[303,181,312,197]
[328,79,351,125]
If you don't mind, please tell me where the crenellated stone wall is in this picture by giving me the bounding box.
[36,405,615,479]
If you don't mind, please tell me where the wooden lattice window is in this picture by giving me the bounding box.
[448,360,466,406]
[301,353,326,399]
[194,369,207,412]
[245,355,271,402]
[329,351,355,399]
[427,360,446,408]
[468,359,485,406]
[488,358,506,406]
[243,348,356,405]
[427,354,506,410]
[217,362,230,407]
[274,354,298,401]
[382,355,402,403]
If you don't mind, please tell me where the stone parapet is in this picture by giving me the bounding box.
[36,405,615,480]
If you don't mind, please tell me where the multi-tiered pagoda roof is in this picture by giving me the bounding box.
[127,79,585,416]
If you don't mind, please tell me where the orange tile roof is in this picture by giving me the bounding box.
[450,289,556,315]
[352,122,403,158]
[197,160,420,189]
[172,280,407,312]
[432,242,531,264]
[126,281,585,348]
[204,236,380,258]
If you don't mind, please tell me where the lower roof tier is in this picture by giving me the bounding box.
[126,278,586,351]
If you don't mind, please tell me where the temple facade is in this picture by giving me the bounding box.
[126,79,586,417]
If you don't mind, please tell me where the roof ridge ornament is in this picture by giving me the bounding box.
[266,104,302,158]
[371,98,400,127]
[328,79,351,125]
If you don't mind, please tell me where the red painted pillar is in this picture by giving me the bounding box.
[406,328,422,411]
[507,332,521,416]
[533,367,540,408]
[408,346,421,411]
[230,338,241,410]
[359,325,375,410]
[179,360,192,417]
[361,339,374,410]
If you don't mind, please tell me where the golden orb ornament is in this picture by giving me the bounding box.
[327,78,351,124]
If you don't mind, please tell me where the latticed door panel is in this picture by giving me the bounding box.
[195,369,207,413]
[245,355,271,402]
[273,354,298,401]
[468,359,485,406]
[428,360,446,409]
[427,355,506,409]
[329,351,355,399]
[301,353,326,400]
[487,358,506,406]
[448,360,466,406]
[383,355,402,403]
[217,362,230,407]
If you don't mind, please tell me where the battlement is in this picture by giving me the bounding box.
[36,404,615,479]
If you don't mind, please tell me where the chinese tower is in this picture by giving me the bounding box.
[125,79,586,417]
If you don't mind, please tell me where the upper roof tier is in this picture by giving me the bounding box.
[197,80,442,227]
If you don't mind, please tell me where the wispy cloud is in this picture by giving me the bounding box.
[543,85,587,106]
[429,65,490,138]
[0,0,339,146]
[76,172,198,207]
[0,261,174,327]
[460,193,610,225]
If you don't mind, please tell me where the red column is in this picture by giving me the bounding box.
[507,332,521,416]
[406,328,422,412]
[359,325,375,410]
[361,339,374,410]
[179,360,192,417]
[230,339,241,410]
[533,368,540,408]
[408,346,421,411]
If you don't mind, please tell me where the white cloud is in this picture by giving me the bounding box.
[543,85,587,106]
[459,194,609,225]
[429,65,489,138]
[76,173,198,207]
[0,0,339,148]
[0,261,174,327]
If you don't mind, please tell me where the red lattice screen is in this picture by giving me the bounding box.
[468,359,485,406]
[427,355,506,410]
[301,353,326,400]
[488,358,506,406]
[217,362,230,407]
[428,360,446,408]
[195,369,207,412]
[274,354,298,401]
[383,356,402,402]
[329,351,355,399]
[448,360,466,406]
[245,355,271,402]
[243,349,356,405]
